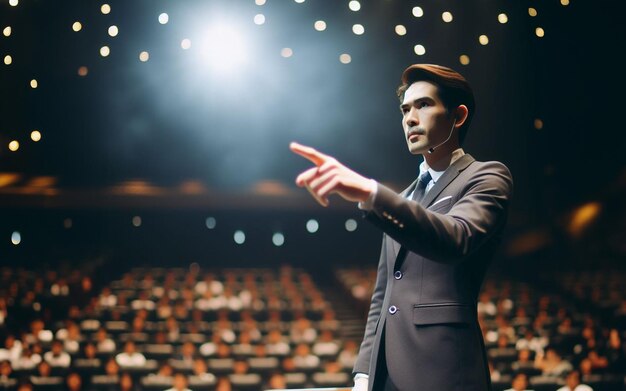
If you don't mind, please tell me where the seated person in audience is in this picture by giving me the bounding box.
[265,329,290,356]
[585,350,608,371]
[118,372,139,391]
[281,357,297,373]
[13,346,42,370]
[289,318,317,344]
[94,327,116,353]
[215,377,232,391]
[0,360,14,383]
[504,373,533,391]
[165,372,191,391]
[232,331,255,356]
[171,342,196,368]
[104,357,120,377]
[30,361,63,385]
[74,342,101,369]
[43,340,71,368]
[56,321,82,355]
[17,383,33,391]
[512,349,535,372]
[606,328,625,372]
[338,340,359,369]
[65,372,82,391]
[115,341,146,368]
[190,357,216,382]
[0,335,22,363]
[534,346,573,376]
[312,330,340,357]
[131,290,156,311]
[267,372,287,389]
[488,361,501,382]
[516,329,548,354]
[98,287,117,308]
[556,370,593,391]
[232,360,249,375]
[293,343,320,370]
[199,333,221,357]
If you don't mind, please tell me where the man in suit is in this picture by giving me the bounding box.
[291,63,512,391]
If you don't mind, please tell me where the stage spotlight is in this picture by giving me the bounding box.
[30,79,38,88]
[72,22,82,32]
[158,13,169,25]
[108,25,118,37]
[2,26,10,36]
[198,23,249,74]
[8,140,19,151]
[31,130,42,141]
[101,4,111,15]
[414,44,426,55]
[4,55,12,65]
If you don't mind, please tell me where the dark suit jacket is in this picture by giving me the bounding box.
[353,154,513,391]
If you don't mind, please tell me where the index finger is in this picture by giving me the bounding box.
[290,142,329,167]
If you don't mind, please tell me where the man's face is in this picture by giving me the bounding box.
[400,81,454,155]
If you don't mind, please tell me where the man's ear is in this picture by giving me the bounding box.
[453,105,469,128]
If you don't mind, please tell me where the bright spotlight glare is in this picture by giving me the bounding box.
[199,23,249,74]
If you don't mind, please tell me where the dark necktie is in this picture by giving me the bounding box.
[412,171,431,202]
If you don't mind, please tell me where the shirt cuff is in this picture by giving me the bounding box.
[354,373,369,380]
[357,179,378,211]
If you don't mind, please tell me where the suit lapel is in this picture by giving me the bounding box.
[391,154,475,261]
[421,154,475,208]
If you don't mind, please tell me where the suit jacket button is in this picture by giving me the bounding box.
[388,305,398,314]
[394,271,402,280]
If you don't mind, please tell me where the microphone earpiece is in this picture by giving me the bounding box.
[428,119,457,154]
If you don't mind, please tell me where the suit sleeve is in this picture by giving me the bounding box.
[365,162,513,264]
[353,235,388,375]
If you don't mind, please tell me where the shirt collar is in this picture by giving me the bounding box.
[418,148,465,183]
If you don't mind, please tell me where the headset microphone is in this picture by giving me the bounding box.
[428,119,457,154]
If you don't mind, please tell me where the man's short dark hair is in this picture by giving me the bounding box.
[397,64,475,145]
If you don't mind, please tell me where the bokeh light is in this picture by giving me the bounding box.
[108,25,118,37]
[479,35,489,45]
[253,14,265,25]
[2,26,10,37]
[395,25,406,36]
[280,48,293,58]
[181,38,191,50]
[11,231,21,245]
[30,79,38,89]
[498,13,508,24]
[72,22,82,32]
[314,20,326,31]
[101,4,111,15]
[348,1,361,12]
[234,230,246,244]
[414,44,426,55]
[8,140,19,151]
[412,7,424,18]
[339,53,351,64]
[272,232,285,247]
[306,219,319,233]
[100,46,110,57]
[139,51,149,62]
[158,13,169,25]
[442,12,453,23]
[352,24,365,35]
[31,130,42,142]
[459,55,470,65]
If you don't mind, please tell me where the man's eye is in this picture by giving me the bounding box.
[419,102,429,108]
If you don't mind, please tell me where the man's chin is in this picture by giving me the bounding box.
[407,144,427,155]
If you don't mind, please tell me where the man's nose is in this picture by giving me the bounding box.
[405,108,418,127]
